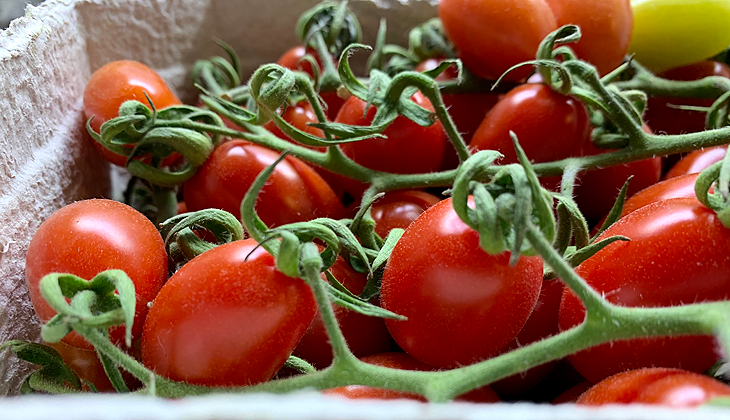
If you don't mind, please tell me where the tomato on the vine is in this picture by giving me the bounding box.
[183,140,345,228]
[25,199,168,350]
[577,368,730,407]
[264,101,326,142]
[369,190,441,238]
[665,146,728,180]
[559,198,730,383]
[141,238,317,386]
[617,173,699,218]
[83,60,182,166]
[380,198,543,369]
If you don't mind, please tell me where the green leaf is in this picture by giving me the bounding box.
[566,235,630,268]
[1,341,82,393]
[323,280,405,320]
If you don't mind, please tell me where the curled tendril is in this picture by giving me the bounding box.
[296,1,361,59]
[191,39,243,95]
[696,153,730,228]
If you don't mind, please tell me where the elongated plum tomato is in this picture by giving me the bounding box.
[438,0,557,81]
[141,238,316,386]
[577,368,730,407]
[380,198,543,368]
[559,198,730,383]
[665,146,728,180]
[335,94,447,176]
[83,60,181,166]
[183,140,344,228]
[25,199,167,350]
[322,353,501,402]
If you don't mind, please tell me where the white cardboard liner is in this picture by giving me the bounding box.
[0,0,726,418]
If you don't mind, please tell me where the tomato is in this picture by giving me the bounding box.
[48,341,114,392]
[292,253,393,369]
[665,146,728,180]
[545,0,633,75]
[380,198,543,368]
[322,352,501,403]
[629,0,730,72]
[335,94,447,176]
[559,198,730,383]
[369,190,441,238]
[276,46,345,120]
[618,173,699,218]
[491,279,564,398]
[264,101,325,142]
[577,368,730,406]
[25,199,168,350]
[183,140,345,228]
[470,83,591,166]
[645,61,730,136]
[141,238,316,386]
[438,0,557,81]
[83,60,181,166]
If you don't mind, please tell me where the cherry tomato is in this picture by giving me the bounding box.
[292,253,393,369]
[618,173,699,218]
[544,0,633,75]
[380,198,543,369]
[491,279,564,398]
[264,101,326,142]
[141,238,316,386]
[559,198,730,383]
[25,199,168,350]
[322,352,500,403]
[470,83,591,166]
[183,140,345,228]
[335,94,447,176]
[665,146,728,179]
[645,61,730,136]
[369,190,441,238]
[438,0,557,81]
[83,60,181,166]
[577,368,730,407]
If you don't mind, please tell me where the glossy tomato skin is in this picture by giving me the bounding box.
[544,0,632,75]
[381,198,543,368]
[335,94,446,176]
[618,173,699,218]
[470,84,591,165]
[370,190,441,238]
[577,368,730,407]
[439,0,557,81]
[264,101,326,143]
[183,140,344,228]
[141,238,317,386]
[559,198,730,383]
[322,353,501,403]
[83,60,181,166]
[645,61,730,135]
[665,146,728,179]
[25,199,168,350]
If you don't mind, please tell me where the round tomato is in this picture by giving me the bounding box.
[264,101,326,143]
[438,0,557,81]
[470,83,591,165]
[369,190,441,238]
[83,60,181,166]
[665,146,728,179]
[380,198,543,368]
[25,199,168,350]
[559,198,730,383]
[183,140,345,228]
[645,61,730,136]
[577,368,730,406]
[545,0,633,75]
[335,94,447,176]
[141,238,317,386]
[322,352,501,403]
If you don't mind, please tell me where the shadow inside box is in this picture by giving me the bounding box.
[0,0,44,28]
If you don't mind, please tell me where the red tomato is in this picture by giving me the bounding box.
[645,61,730,135]
[559,198,730,383]
[335,94,447,176]
[264,101,325,143]
[25,199,168,350]
[183,140,345,228]
[48,341,114,392]
[380,198,543,368]
[141,238,316,386]
[577,368,730,407]
[470,83,591,166]
[83,60,182,166]
[665,146,728,179]
[322,352,500,403]
[292,254,393,369]
[544,0,633,75]
[618,173,699,218]
[369,190,441,238]
[491,279,564,398]
[276,46,345,120]
[438,0,557,81]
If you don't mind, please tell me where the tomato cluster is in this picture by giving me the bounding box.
[16,0,730,408]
